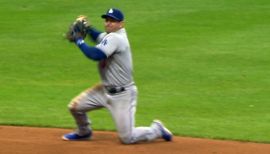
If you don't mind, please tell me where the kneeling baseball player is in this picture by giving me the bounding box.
[63,8,173,144]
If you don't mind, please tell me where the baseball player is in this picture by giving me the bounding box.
[62,8,173,144]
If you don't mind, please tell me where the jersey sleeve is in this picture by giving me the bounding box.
[96,34,119,57]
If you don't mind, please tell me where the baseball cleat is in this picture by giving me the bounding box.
[62,132,92,141]
[153,120,173,141]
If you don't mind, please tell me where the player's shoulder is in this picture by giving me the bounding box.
[106,32,122,40]
[103,33,124,46]
[107,28,126,39]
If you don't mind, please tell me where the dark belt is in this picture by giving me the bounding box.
[105,86,125,94]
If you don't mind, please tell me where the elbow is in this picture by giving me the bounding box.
[87,54,103,61]
[84,49,107,61]
[77,42,106,61]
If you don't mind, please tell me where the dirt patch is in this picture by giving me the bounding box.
[0,126,269,154]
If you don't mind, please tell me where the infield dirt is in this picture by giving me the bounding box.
[0,126,269,154]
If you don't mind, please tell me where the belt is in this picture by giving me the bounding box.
[105,86,125,94]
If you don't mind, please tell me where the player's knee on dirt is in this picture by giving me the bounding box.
[119,134,134,144]
[119,137,132,144]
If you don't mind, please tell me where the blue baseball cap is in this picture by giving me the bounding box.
[101,8,124,21]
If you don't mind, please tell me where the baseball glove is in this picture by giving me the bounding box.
[66,15,90,42]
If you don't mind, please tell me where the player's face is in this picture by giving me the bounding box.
[104,17,123,33]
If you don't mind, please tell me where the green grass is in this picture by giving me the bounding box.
[1,0,270,143]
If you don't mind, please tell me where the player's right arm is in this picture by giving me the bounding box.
[75,32,119,61]
[75,38,107,61]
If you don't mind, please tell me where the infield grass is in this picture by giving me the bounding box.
[0,0,270,143]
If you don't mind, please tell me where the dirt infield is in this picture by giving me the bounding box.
[0,126,270,154]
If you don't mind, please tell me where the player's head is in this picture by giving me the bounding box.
[101,8,124,33]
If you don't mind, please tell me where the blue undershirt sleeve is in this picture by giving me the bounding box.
[87,27,102,42]
[75,39,107,61]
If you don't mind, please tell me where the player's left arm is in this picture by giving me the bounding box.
[86,27,106,43]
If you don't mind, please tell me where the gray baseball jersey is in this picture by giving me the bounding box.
[67,28,162,144]
[96,28,134,87]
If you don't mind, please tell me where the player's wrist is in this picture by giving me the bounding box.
[75,38,85,46]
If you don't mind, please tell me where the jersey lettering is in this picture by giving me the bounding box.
[101,39,108,46]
